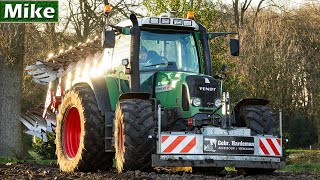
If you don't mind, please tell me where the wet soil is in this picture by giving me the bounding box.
[1,162,319,180]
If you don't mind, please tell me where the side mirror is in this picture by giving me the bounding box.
[230,39,239,56]
[214,64,227,80]
[102,30,115,48]
[220,64,227,80]
[122,59,129,66]
[122,58,131,74]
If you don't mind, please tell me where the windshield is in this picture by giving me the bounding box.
[140,30,199,73]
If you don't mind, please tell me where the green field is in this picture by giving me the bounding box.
[279,149,320,173]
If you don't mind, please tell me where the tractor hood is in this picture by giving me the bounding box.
[140,71,220,118]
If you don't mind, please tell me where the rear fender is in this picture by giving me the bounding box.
[119,93,150,101]
[73,77,113,116]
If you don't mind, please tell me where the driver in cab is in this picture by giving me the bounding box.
[139,46,167,67]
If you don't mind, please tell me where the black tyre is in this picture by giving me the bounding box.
[237,105,275,135]
[236,105,276,174]
[114,99,155,173]
[56,85,113,172]
[192,167,224,174]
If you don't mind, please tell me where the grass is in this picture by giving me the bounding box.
[286,149,320,164]
[223,149,320,173]
[0,158,56,165]
[281,163,320,173]
[0,158,22,163]
[286,149,320,154]
[279,149,320,173]
[225,167,236,172]
[0,150,56,165]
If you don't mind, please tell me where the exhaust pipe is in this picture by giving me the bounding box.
[129,14,141,92]
[198,24,212,76]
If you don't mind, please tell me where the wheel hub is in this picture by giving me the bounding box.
[118,121,124,154]
[63,107,81,159]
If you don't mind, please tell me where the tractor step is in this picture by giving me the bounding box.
[105,112,115,152]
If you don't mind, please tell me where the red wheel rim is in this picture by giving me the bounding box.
[118,121,124,154]
[63,107,81,159]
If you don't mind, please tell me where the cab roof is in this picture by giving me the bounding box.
[116,17,199,31]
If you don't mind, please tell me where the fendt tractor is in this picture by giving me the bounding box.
[21,5,285,174]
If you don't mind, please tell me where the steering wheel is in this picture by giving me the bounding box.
[147,56,168,64]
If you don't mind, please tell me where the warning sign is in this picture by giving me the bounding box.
[203,136,255,154]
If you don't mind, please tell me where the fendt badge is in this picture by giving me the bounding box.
[204,78,210,84]
[199,87,216,91]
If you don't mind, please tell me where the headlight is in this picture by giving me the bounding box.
[215,98,222,107]
[192,98,201,107]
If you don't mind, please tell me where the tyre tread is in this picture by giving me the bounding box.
[56,84,113,172]
[238,105,275,135]
[115,99,156,172]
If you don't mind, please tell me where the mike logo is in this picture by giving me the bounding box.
[0,1,58,23]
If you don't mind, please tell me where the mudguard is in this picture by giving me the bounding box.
[73,77,113,116]
[119,92,150,101]
[234,98,269,110]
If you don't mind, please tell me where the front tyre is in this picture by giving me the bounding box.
[114,99,155,173]
[56,85,113,172]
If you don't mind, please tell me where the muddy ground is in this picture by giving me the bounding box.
[1,162,319,180]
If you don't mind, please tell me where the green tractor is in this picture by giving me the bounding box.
[21,9,284,174]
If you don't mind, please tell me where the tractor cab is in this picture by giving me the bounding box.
[109,15,201,74]
[139,30,199,73]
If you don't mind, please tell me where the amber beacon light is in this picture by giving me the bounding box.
[187,11,195,20]
[105,5,111,15]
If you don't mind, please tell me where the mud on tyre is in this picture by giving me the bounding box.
[55,84,113,172]
[114,99,156,173]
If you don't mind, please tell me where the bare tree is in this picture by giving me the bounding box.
[64,0,143,41]
[0,24,25,158]
[232,0,252,29]
[232,0,281,29]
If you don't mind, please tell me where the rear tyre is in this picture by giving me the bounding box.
[192,167,224,174]
[237,105,275,135]
[114,99,155,172]
[56,85,113,172]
